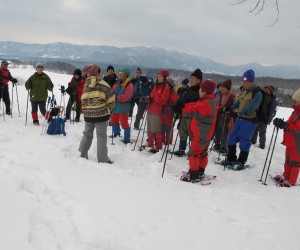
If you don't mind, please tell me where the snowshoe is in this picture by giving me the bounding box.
[33,120,40,126]
[172,150,186,157]
[148,147,159,154]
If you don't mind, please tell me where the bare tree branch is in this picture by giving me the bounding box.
[231,0,279,26]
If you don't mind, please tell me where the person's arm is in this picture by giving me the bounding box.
[239,91,262,116]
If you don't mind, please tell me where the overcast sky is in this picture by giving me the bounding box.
[0,0,299,66]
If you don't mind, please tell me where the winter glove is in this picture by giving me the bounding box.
[230,110,239,118]
[11,78,18,84]
[273,118,287,130]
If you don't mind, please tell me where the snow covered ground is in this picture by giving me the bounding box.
[0,66,299,250]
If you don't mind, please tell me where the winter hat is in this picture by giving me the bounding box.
[191,68,203,80]
[1,60,9,65]
[122,67,130,76]
[292,88,300,102]
[73,69,82,77]
[140,76,148,84]
[82,64,100,77]
[107,65,114,72]
[221,79,232,91]
[243,69,255,82]
[136,67,142,73]
[36,63,44,68]
[200,79,216,95]
[182,78,189,85]
[159,69,169,77]
[167,78,175,88]
[266,86,275,93]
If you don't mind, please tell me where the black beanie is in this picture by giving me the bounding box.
[191,68,203,80]
[73,69,82,77]
[182,78,189,85]
[137,67,142,73]
[107,65,114,72]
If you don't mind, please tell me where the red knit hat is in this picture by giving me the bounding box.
[221,79,232,91]
[159,69,169,77]
[82,64,100,77]
[200,79,216,94]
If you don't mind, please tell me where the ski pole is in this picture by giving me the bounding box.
[169,131,179,160]
[1,87,5,121]
[132,108,147,151]
[139,111,148,151]
[11,84,14,117]
[25,90,29,125]
[161,116,177,178]
[259,126,276,182]
[263,127,279,185]
[15,84,21,117]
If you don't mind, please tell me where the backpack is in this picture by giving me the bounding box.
[47,117,66,136]
[253,87,279,124]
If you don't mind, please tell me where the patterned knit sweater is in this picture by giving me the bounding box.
[81,76,115,122]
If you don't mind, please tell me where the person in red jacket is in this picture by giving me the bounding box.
[181,79,217,182]
[273,88,300,187]
[0,60,18,115]
[65,69,85,122]
[146,69,170,153]
[160,78,178,145]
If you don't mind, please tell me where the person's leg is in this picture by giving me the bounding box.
[31,101,39,122]
[95,122,110,163]
[259,123,267,149]
[2,86,11,114]
[38,101,46,116]
[78,122,95,158]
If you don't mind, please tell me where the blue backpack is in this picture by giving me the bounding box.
[47,118,66,136]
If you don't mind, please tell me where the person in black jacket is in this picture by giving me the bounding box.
[172,68,202,157]
[103,65,118,88]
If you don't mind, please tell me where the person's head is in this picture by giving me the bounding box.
[36,63,44,74]
[82,64,101,77]
[190,68,202,86]
[107,65,114,76]
[1,60,9,69]
[167,78,175,89]
[136,67,142,78]
[182,78,189,88]
[242,69,255,90]
[199,79,216,98]
[157,69,169,83]
[292,88,300,106]
[73,69,82,79]
[121,67,130,81]
[220,79,232,94]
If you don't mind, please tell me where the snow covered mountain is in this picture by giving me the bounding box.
[1,41,300,79]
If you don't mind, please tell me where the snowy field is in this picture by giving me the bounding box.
[0,66,299,250]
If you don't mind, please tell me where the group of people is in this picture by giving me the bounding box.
[1,59,300,187]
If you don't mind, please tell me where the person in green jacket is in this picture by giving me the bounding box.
[25,63,54,125]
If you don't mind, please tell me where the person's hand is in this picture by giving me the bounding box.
[11,78,18,84]
[230,110,239,118]
[273,118,287,129]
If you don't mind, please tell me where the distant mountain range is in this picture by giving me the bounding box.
[0,41,299,79]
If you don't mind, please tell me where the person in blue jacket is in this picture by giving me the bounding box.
[133,76,154,130]
[224,69,262,170]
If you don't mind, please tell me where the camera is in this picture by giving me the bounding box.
[59,85,66,93]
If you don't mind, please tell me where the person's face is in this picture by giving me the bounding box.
[136,70,141,78]
[107,69,114,75]
[242,79,254,90]
[157,74,164,83]
[292,99,300,106]
[190,76,201,86]
[121,72,128,81]
[74,74,80,79]
[199,88,205,98]
[36,65,44,74]
[220,86,229,94]
[1,63,8,69]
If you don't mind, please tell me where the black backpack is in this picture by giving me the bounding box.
[253,87,279,124]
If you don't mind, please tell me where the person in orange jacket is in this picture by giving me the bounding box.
[160,78,178,145]
[180,79,217,182]
[273,88,300,187]
[146,69,170,153]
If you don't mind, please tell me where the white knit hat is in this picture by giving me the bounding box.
[292,88,300,102]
